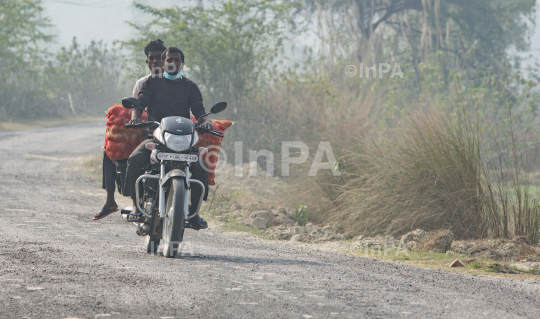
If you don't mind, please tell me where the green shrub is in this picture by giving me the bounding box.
[294,205,308,227]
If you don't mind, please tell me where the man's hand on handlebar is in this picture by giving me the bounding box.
[201,120,214,130]
[198,115,213,130]
[128,118,141,125]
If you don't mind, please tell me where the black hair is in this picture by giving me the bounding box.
[144,39,166,57]
[161,47,185,63]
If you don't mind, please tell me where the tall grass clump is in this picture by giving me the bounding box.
[312,105,540,243]
[332,110,489,238]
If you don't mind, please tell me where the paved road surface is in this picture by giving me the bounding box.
[1,123,540,318]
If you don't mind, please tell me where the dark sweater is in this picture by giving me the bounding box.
[137,76,206,122]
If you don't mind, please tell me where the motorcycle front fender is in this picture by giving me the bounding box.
[159,168,205,220]
[160,169,188,189]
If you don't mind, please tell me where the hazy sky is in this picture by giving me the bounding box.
[43,0,154,50]
[42,0,540,69]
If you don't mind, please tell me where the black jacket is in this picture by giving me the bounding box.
[137,76,206,122]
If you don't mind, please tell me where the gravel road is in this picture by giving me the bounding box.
[1,122,540,319]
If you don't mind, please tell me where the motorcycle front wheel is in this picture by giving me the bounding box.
[161,178,186,258]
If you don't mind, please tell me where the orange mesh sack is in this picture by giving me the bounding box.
[104,104,148,161]
[190,115,233,186]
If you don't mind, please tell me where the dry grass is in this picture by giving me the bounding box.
[331,111,491,238]
[282,105,540,243]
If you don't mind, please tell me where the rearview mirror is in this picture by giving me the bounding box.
[210,102,227,114]
[122,97,141,109]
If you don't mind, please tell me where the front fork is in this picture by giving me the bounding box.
[158,164,189,219]
[135,162,205,220]
[159,162,166,218]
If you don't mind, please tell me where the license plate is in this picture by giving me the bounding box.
[157,153,198,162]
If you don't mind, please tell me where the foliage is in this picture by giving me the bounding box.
[382,59,540,120]
[44,38,127,115]
[0,0,54,119]
[124,0,304,108]
[289,86,540,242]
[295,205,308,226]
[248,55,540,242]
[0,0,129,120]
[304,0,536,70]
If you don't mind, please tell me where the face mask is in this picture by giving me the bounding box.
[163,70,183,80]
[163,62,185,80]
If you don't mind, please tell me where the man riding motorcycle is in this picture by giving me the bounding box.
[124,46,212,230]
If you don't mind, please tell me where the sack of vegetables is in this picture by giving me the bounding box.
[190,115,233,186]
[104,104,148,161]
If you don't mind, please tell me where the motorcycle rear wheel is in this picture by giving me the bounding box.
[161,178,186,258]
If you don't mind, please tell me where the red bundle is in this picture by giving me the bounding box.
[191,115,233,186]
[104,104,148,161]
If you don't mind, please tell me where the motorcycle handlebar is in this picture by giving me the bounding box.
[195,126,224,138]
[125,121,158,129]
[125,121,224,138]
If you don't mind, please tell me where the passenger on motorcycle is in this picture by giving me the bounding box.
[93,39,166,221]
[124,46,212,230]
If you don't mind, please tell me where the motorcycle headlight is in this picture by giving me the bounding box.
[164,133,192,152]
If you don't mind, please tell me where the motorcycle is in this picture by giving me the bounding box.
[117,97,227,258]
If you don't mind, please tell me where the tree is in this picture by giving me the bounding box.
[305,0,536,70]
[0,0,54,119]
[0,1,129,120]
[45,38,127,115]
[124,0,303,110]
